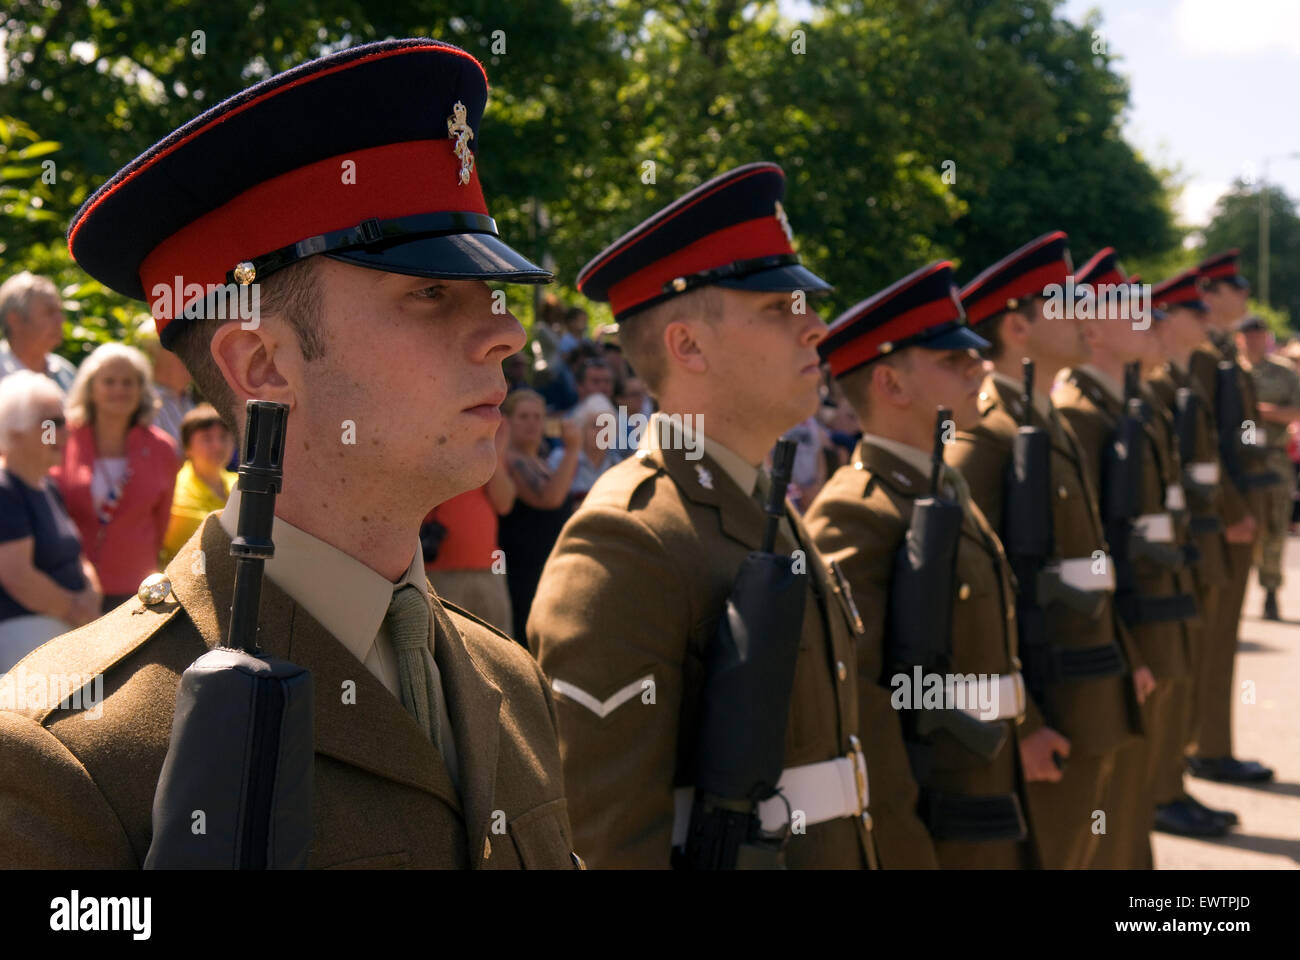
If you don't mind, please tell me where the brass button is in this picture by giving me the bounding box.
[1057,484,1068,499]
[137,573,172,605]
[836,660,848,681]
[232,261,257,285]
[958,583,971,600]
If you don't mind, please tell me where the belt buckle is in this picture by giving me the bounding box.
[847,735,871,828]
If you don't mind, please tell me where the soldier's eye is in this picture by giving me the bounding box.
[414,284,447,301]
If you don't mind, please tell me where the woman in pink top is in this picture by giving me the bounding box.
[52,343,179,612]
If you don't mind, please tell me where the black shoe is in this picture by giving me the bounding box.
[1183,793,1238,828]
[1189,756,1275,783]
[1154,801,1228,837]
[1264,590,1280,621]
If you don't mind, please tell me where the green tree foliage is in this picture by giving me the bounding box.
[1201,179,1300,327]
[1,0,1179,353]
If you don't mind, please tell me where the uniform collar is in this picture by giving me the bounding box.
[1078,363,1125,404]
[701,435,759,498]
[989,370,1054,420]
[858,433,934,484]
[639,410,760,497]
[219,487,427,664]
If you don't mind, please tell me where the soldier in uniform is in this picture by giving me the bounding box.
[944,235,1148,868]
[1142,269,1235,837]
[1187,250,1275,783]
[1236,315,1300,620]
[804,261,1034,869]
[528,164,917,868]
[0,40,580,869]
[1054,249,1196,868]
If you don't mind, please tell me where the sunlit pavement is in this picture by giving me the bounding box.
[1153,534,1300,869]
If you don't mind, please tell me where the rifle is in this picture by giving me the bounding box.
[1215,361,1280,492]
[888,408,1007,780]
[681,439,807,869]
[145,400,314,869]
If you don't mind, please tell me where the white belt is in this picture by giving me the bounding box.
[1134,512,1174,543]
[670,739,870,847]
[947,672,1026,721]
[1189,461,1219,485]
[1055,556,1116,592]
[1165,483,1186,511]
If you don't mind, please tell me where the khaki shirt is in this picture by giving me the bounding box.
[1245,354,1300,453]
[804,438,1028,868]
[946,372,1140,756]
[1054,367,1194,679]
[530,414,880,869]
[219,488,459,788]
[0,514,577,868]
[1190,335,1264,524]
[1146,362,1230,587]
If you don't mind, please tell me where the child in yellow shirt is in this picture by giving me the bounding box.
[161,404,237,565]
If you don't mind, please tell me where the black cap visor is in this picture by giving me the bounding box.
[921,322,990,352]
[713,262,833,296]
[327,230,552,284]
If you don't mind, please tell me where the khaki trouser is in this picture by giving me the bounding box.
[1025,749,1117,869]
[1194,542,1252,758]
[1255,451,1295,591]
[1092,682,1174,870]
[427,568,514,639]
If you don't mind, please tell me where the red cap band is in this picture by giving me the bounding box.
[140,139,487,323]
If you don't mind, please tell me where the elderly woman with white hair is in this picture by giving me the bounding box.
[0,371,102,672]
[52,343,179,612]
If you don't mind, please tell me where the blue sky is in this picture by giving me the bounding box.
[1061,0,1300,227]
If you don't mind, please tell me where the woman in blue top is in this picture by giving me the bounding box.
[0,371,102,672]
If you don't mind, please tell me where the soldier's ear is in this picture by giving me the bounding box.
[662,316,709,376]
[871,358,908,409]
[209,317,298,412]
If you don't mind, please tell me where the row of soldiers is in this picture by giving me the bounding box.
[1,39,1281,870]
[525,163,1279,868]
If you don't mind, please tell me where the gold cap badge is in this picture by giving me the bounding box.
[446,101,475,186]
[774,200,795,245]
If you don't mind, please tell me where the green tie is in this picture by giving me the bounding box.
[386,584,444,750]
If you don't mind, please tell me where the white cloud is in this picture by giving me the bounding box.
[1178,178,1232,227]
[1175,0,1300,57]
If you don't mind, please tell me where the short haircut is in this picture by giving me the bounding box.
[0,369,64,453]
[971,311,1010,361]
[180,402,229,451]
[0,271,59,337]
[168,257,325,431]
[618,285,723,396]
[836,351,913,422]
[65,342,159,429]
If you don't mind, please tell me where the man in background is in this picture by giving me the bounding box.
[1236,316,1300,620]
